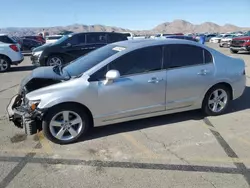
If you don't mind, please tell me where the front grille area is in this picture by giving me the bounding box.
[231,40,245,47]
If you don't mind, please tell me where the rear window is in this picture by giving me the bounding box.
[108,33,127,43]
[0,36,15,44]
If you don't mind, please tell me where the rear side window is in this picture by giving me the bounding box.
[86,33,107,44]
[164,44,204,69]
[0,36,15,44]
[204,49,213,63]
[108,34,127,43]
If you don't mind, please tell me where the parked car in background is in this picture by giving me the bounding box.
[46,35,63,44]
[31,32,128,66]
[154,33,184,39]
[7,39,246,144]
[0,42,24,72]
[230,36,250,54]
[0,34,21,49]
[12,36,22,47]
[22,36,45,44]
[20,38,43,52]
[165,35,197,42]
[205,34,217,42]
[210,34,234,43]
[219,35,235,48]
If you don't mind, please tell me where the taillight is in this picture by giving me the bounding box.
[9,44,19,52]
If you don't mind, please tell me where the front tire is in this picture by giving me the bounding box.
[202,85,230,116]
[230,49,238,54]
[46,55,64,66]
[42,104,90,144]
[0,56,11,72]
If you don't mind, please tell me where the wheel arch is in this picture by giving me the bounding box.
[45,52,71,64]
[42,101,94,127]
[203,82,233,104]
[0,54,12,63]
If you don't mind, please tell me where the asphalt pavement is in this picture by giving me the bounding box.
[0,43,250,188]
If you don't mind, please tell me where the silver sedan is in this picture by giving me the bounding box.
[7,39,246,144]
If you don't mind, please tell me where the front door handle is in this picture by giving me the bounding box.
[197,69,209,75]
[148,77,163,83]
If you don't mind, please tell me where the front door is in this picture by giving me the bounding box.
[62,34,86,60]
[90,45,167,121]
[164,44,215,110]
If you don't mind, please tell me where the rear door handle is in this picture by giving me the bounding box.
[148,77,163,83]
[197,69,209,75]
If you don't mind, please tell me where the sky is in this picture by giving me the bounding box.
[1,0,250,29]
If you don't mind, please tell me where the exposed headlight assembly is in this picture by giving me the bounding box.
[28,100,41,111]
[32,51,43,58]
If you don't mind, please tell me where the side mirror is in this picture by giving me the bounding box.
[66,43,72,47]
[104,70,120,85]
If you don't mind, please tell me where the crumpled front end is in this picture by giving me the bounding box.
[6,88,43,135]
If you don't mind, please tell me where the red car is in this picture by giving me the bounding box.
[230,35,250,54]
[22,36,45,44]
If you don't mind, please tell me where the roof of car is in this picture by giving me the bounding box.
[112,38,203,49]
[0,34,8,36]
[72,32,126,35]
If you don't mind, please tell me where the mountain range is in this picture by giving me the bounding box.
[1,20,249,36]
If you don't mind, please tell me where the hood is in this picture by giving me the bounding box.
[19,66,69,93]
[232,36,250,41]
[32,43,53,52]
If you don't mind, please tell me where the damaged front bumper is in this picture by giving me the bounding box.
[7,95,43,135]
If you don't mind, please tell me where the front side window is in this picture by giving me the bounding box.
[89,46,163,81]
[109,46,162,76]
[164,44,204,69]
[86,33,107,44]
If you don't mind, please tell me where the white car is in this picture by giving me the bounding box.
[210,34,233,43]
[0,43,24,72]
[219,36,235,47]
[0,34,21,50]
[45,35,63,44]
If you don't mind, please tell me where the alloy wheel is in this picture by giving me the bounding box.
[0,59,9,72]
[49,111,84,141]
[208,89,228,113]
[48,57,62,66]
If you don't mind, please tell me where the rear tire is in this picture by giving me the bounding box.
[202,85,230,116]
[42,104,90,144]
[230,49,238,54]
[0,56,11,72]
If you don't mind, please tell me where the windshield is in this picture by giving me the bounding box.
[53,35,69,44]
[63,44,123,77]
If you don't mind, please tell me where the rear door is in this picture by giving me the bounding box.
[164,44,215,110]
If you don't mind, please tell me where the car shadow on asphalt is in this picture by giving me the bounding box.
[81,86,250,142]
[82,109,204,142]
[9,65,35,72]
[226,86,250,114]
